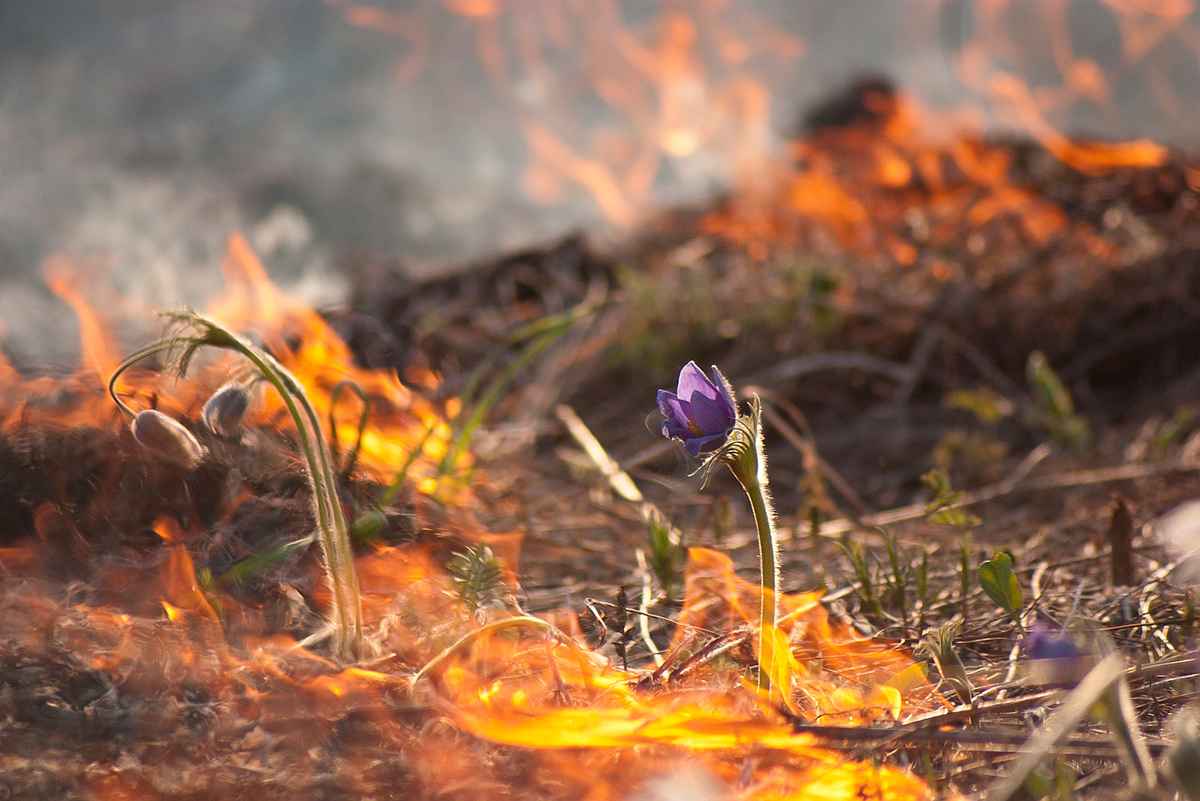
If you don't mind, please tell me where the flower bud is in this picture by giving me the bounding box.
[1167,707,1200,800]
[131,409,206,469]
[202,382,250,438]
[1024,622,1090,687]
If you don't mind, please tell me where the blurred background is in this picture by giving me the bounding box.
[1,0,1197,365]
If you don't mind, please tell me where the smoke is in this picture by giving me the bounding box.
[1,0,1197,366]
[632,766,727,801]
[1156,501,1200,586]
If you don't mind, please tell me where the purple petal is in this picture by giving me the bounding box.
[657,390,695,440]
[662,419,691,440]
[1026,625,1079,661]
[656,389,691,433]
[687,392,734,435]
[684,431,728,456]
[676,360,720,404]
[708,365,737,422]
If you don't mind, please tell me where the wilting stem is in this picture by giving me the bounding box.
[109,313,364,661]
[722,396,779,693]
[227,335,364,661]
[411,615,571,688]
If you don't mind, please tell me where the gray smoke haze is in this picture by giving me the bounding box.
[0,1,1195,367]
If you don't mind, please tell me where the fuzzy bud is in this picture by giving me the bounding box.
[202,382,250,438]
[131,409,206,469]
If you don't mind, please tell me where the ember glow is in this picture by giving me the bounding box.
[1,236,461,494]
[1,238,946,800]
[339,0,1195,251]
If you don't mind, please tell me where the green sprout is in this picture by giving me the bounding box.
[922,468,982,530]
[978,551,1023,623]
[1026,351,1090,450]
[447,544,507,618]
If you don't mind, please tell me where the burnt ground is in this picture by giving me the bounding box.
[344,116,1200,795]
[3,108,1200,799]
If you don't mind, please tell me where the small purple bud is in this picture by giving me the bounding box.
[657,361,737,456]
[1025,622,1089,687]
[131,409,206,469]
[202,382,250,438]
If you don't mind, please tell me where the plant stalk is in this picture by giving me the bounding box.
[109,315,364,661]
[723,396,779,694]
[737,472,779,692]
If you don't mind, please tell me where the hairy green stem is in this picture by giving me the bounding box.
[723,396,779,693]
[742,473,779,681]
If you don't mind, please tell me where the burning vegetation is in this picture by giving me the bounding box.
[3,2,1200,800]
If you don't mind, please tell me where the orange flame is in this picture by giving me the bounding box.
[0,251,947,799]
[0,235,461,494]
[44,259,124,382]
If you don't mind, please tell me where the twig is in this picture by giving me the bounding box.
[930,323,1026,399]
[746,386,871,519]
[584,598,720,637]
[411,615,572,687]
[634,549,664,667]
[329,380,370,479]
[556,404,643,504]
[893,325,941,406]
[789,454,1199,541]
[784,722,1169,759]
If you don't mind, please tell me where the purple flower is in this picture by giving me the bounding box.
[1025,622,1089,687]
[1026,623,1079,661]
[657,361,737,456]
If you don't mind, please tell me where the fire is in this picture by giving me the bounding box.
[0,244,947,794]
[8,2,1197,797]
[0,236,462,496]
[340,0,1189,281]
[210,234,461,489]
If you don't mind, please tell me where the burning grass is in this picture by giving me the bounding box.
[0,241,953,801]
[4,20,1200,798]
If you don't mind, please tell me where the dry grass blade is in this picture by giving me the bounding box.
[795,456,1200,540]
[556,404,643,504]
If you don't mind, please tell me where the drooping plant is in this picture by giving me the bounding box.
[109,311,364,662]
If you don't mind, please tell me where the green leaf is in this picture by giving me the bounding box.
[945,387,1014,425]
[921,468,981,529]
[1027,351,1075,418]
[978,551,1023,619]
[646,512,686,599]
[1026,351,1090,450]
[837,536,883,619]
[921,620,971,705]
